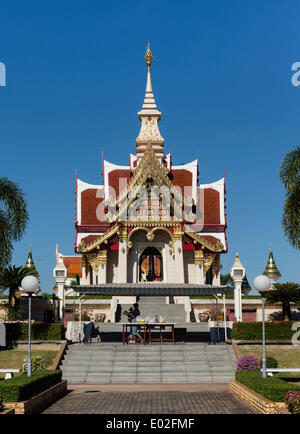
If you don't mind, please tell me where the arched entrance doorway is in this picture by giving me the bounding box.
[139,247,163,282]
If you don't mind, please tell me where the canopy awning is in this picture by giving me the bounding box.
[72,283,233,297]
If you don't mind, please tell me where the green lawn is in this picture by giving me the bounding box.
[238,345,300,381]
[0,349,58,379]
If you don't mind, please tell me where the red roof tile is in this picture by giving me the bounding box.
[81,189,105,225]
[62,257,82,278]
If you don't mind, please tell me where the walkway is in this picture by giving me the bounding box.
[42,384,255,414]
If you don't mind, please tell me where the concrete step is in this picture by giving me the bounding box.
[62,342,237,384]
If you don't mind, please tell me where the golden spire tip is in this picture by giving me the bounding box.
[145,42,153,68]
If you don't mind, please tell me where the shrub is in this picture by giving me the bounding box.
[0,370,62,402]
[5,322,65,341]
[21,356,46,373]
[285,391,300,414]
[235,371,300,402]
[236,355,260,371]
[260,357,278,369]
[232,321,297,341]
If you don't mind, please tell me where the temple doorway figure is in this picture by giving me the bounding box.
[139,247,163,282]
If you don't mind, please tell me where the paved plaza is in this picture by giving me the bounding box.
[42,384,255,414]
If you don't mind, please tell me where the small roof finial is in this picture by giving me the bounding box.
[145,42,153,68]
[263,246,281,279]
[25,246,39,278]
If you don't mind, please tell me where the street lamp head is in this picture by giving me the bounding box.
[230,253,245,282]
[253,275,271,294]
[21,275,40,294]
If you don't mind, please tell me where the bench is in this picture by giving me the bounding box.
[261,368,300,377]
[0,369,20,379]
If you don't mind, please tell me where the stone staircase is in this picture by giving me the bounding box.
[60,342,236,384]
[98,296,209,342]
[60,296,236,384]
[137,296,186,324]
[116,296,186,324]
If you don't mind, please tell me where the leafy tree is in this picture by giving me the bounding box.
[0,177,29,267]
[51,294,59,322]
[0,265,34,311]
[280,147,300,250]
[221,273,234,287]
[71,274,80,285]
[265,282,300,320]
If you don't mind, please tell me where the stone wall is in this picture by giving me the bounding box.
[229,380,287,414]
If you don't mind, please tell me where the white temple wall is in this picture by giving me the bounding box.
[107,250,118,283]
[183,251,195,284]
[165,246,175,283]
[212,272,221,286]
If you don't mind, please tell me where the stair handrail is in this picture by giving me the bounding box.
[110,298,118,323]
[184,298,192,313]
[184,297,192,323]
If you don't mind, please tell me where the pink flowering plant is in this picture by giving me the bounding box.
[236,355,260,371]
[285,391,300,414]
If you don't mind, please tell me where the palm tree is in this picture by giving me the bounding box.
[0,177,29,267]
[280,147,300,250]
[265,282,300,320]
[0,265,34,311]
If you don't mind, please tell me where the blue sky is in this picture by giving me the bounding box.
[0,0,299,293]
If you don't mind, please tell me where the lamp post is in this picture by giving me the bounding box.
[253,275,271,378]
[53,259,68,322]
[230,253,245,322]
[21,275,40,377]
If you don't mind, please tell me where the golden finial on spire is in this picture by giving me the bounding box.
[145,42,153,68]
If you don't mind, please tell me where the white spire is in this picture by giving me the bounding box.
[136,43,164,162]
[138,50,161,118]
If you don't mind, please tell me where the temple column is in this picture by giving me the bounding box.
[85,255,93,284]
[80,255,89,285]
[92,268,97,284]
[87,254,99,285]
[212,254,221,285]
[194,250,205,284]
[97,250,107,283]
[118,227,128,283]
[173,228,184,283]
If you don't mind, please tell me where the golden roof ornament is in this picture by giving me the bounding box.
[263,246,281,279]
[145,43,153,68]
[25,246,40,278]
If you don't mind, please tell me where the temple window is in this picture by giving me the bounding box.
[139,247,163,282]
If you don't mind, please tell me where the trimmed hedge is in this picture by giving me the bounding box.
[260,357,278,369]
[232,321,298,340]
[235,371,300,402]
[5,322,65,341]
[0,370,62,402]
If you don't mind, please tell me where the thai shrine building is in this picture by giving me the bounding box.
[55,45,229,304]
